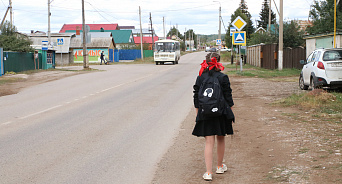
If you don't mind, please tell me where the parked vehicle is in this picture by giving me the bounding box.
[220,47,231,52]
[299,48,342,90]
[209,48,217,52]
[192,48,197,51]
[154,39,180,65]
[205,47,210,52]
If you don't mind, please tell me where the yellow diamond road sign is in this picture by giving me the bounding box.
[232,16,247,31]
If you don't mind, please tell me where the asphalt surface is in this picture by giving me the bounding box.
[0,52,205,184]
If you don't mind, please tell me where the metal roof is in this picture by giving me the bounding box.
[59,24,119,33]
[70,37,114,48]
[29,33,75,53]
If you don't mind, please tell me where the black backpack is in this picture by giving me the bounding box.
[198,72,226,117]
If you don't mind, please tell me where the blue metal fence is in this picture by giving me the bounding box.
[119,50,141,60]
[109,49,114,62]
[114,49,119,62]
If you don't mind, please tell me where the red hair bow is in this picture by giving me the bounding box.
[199,57,225,76]
[208,57,224,71]
[199,60,208,76]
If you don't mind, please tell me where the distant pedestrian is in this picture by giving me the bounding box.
[100,51,105,65]
[192,52,235,181]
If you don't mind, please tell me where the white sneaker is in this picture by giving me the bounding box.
[203,172,212,181]
[216,164,228,174]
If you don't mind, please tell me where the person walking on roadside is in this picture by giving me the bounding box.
[192,52,235,181]
[100,51,105,65]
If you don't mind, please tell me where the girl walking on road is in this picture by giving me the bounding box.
[192,52,235,181]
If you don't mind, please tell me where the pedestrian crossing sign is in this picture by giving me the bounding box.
[232,31,246,46]
[57,38,64,46]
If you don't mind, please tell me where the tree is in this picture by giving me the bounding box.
[167,26,183,40]
[307,0,342,34]
[257,0,276,30]
[248,21,305,48]
[283,20,305,47]
[239,0,255,38]
[0,21,34,52]
[184,29,197,49]
[224,9,248,48]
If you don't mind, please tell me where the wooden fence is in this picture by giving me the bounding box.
[246,44,305,70]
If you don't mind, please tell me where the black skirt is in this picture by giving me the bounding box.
[192,115,233,137]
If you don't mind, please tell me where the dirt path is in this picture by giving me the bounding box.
[152,76,342,184]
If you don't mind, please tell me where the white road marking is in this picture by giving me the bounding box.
[18,105,63,120]
[1,66,175,126]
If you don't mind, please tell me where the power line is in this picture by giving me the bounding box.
[1,0,6,8]
[147,3,217,13]
[85,2,114,23]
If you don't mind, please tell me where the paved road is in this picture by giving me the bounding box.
[0,52,206,184]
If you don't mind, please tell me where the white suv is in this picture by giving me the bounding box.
[299,48,342,90]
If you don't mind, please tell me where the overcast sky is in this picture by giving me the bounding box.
[0,0,313,36]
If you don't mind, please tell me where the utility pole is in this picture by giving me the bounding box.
[188,30,190,51]
[82,0,88,68]
[163,16,165,39]
[218,5,221,54]
[191,30,193,51]
[268,0,271,32]
[176,24,178,38]
[139,6,143,60]
[334,0,337,48]
[184,28,186,50]
[149,12,154,51]
[48,0,51,47]
[278,0,283,70]
[9,0,12,25]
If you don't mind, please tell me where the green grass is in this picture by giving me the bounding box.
[299,148,310,154]
[225,64,301,78]
[277,92,342,122]
[0,77,23,85]
[111,56,155,64]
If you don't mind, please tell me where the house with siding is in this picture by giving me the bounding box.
[29,32,75,66]
[110,30,135,49]
[134,36,159,50]
[70,32,116,63]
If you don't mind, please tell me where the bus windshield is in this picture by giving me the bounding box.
[155,42,177,52]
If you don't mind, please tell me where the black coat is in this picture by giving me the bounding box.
[193,70,235,122]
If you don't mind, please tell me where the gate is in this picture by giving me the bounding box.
[109,49,114,62]
[247,44,305,70]
[119,50,141,60]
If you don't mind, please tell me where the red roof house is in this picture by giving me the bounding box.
[59,24,119,33]
[134,36,159,50]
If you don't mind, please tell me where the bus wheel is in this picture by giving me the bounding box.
[156,62,159,65]
[172,61,175,65]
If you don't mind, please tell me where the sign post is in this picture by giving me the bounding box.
[232,16,247,72]
[57,38,64,67]
[232,31,246,72]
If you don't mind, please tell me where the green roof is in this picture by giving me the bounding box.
[109,30,133,44]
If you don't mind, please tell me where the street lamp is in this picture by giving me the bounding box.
[213,1,221,54]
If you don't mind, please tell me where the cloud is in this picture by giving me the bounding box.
[3,0,311,36]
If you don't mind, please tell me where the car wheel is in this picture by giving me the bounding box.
[299,75,309,90]
[309,78,315,90]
